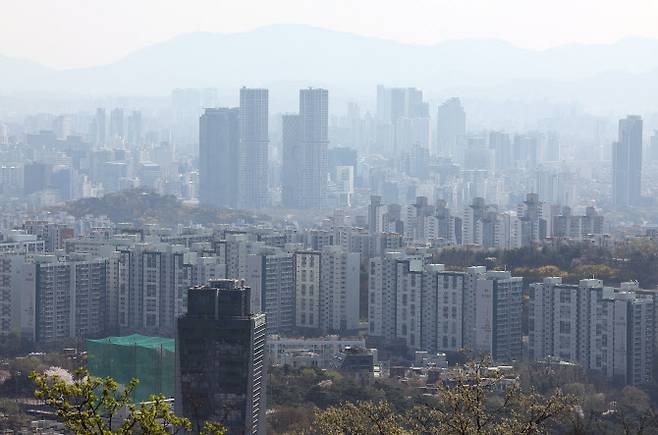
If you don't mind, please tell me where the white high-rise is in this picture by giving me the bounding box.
[529,278,655,385]
[320,246,360,334]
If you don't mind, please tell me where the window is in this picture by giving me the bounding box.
[559,321,571,334]
[146,314,156,326]
[146,284,156,297]
[146,255,157,268]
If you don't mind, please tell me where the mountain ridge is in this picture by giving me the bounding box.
[1,24,657,111]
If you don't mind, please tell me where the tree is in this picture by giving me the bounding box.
[313,401,408,435]
[310,359,576,435]
[30,368,225,434]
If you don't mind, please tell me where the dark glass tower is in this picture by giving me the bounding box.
[176,279,266,434]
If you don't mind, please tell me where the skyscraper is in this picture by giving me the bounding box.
[109,108,125,142]
[199,108,240,208]
[436,98,466,159]
[94,108,106,147]
[299,88,329,208]
[239,88,269,209]
[613,115,643,207]
[126,110,143,146]
[281,114,302,208]
[176,279,266,434]
[376,86,429,155]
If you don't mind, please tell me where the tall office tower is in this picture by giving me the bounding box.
[94,108,106,147]
[299,88,329,208]
[246,249,294,334]
[109,108,125,141]
[281,114,302,208]
[529,278,655,385]
[376,86,428,123]
[319,246,360,334]
[199,108,240,208]
[239,88,269,209]
[293,251,321,331]
[176,279,266,434]
[613,115,643,207]
[376,86,429,155]
[126,111,143,146]
[489,131,512,171]
[435,98,465,159]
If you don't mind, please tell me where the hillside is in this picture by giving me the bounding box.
[56,189,268,226]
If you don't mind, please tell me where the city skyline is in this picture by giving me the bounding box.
[2,2,658,432]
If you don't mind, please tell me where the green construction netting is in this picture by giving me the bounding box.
[86,334,175,402]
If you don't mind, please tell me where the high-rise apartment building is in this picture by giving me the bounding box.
[319,246,360,334]
[280,89,329,209]
[239,88,269,209]
[246,249,294,334]
[176,279,266,434]
[31,254,108,343]
[369,258,522,361]
[199,108,240,208]
[281,88,329,208]
[612,115,643,207]
[293,251,321,331]
[529,278,655,385]
[116,243,190,336]
[299,88,329,208]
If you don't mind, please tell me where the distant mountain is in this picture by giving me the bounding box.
[1,24,658,109]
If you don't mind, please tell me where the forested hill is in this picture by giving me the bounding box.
[55,189,268,225]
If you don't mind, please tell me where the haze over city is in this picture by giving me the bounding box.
[2,1,658,434]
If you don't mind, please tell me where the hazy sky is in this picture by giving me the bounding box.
[3,0,658,69]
